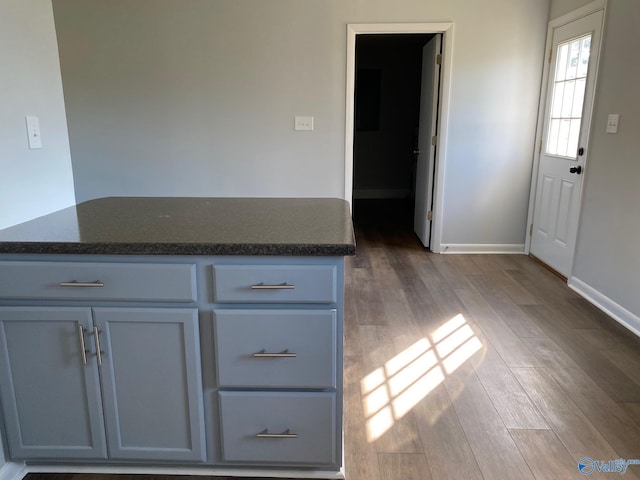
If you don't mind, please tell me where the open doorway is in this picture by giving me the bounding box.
[352,34,432,230]
[345,23,453,253]
[349,32,443,249]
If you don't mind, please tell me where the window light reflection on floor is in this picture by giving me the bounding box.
[361,314,482,442]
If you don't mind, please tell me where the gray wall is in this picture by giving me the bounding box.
[549,0,593,19]
[0,0,75,229]
[570,0,640,318]
[52,0,549,248]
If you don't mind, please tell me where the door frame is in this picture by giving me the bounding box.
[525,0,607,267]
[344,23,454,253]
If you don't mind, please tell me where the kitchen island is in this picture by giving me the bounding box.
[0,197,355,479]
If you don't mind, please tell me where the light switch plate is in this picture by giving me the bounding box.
[295,116,314,131]
[25,115,42,149]
[606,114,619,134]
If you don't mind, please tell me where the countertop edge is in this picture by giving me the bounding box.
[0,242,356,257]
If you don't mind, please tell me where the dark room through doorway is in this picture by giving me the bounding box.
[352,33,441,247]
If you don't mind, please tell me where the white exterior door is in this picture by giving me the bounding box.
[530,10,603,276]
[414,35,442,247]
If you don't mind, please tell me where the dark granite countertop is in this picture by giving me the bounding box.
[0,197,356,256]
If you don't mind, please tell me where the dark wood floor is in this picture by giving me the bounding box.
[25,201,640,479]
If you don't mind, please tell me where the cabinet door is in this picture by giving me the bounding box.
[0,307,107,459]
[93,307,205,462]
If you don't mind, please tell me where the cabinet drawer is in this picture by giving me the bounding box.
[212,264,337,303]
[218,391,336,466]
[0,262,196,302]
[214,309,336,388]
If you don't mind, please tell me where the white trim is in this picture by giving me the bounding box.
[0,462,27,480]
[344,22,454,254]
[568,277,640,338]
[18,464,344,479]
[352,189,411,199]
[525,0,607,256]
[439,244,525,255]
[549,0,606,28]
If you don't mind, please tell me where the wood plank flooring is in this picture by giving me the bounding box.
[24,202,640,480]
[343,205,640,480]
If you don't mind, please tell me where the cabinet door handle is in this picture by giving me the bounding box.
[93,327,104,367]
[253,349,297,358]
[78,325,88,366]
[60,280,105,288]
[250,282,295,290]
[256,429,298,439]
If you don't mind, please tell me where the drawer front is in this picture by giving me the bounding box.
[0,262,196,302]
[218,391,336,466]
[214,309,336,388]
[212,264,337,303]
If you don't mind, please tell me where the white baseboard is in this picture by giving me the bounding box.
[21,464,344,479]
[568,277,640,338]
[0,462,27,480]
[439,244,525,254]
[352,189,411,199]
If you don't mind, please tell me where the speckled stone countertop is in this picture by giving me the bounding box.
[0,197,356,256]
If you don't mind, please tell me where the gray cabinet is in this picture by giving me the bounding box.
[0,307,107,460]
[211,260,344,468]
[0,306,205,462]
[95,308,205,461]
[218,391,336,465]
[214,309,337,388]
[0,255,344,472]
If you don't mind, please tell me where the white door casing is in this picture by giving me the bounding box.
[344,23,454,253]
[529,6,604,277]
[414,35,442,247]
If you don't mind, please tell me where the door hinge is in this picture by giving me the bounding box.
[530,223,533,236]
[427,211,433,221]
[431,135,437,146]
[539,139,542,154]
[548,49,552,63]
[436,54,442,66]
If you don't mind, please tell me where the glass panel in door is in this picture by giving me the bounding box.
[545,34,591,158]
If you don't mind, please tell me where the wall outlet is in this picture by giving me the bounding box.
[294,116,314,131]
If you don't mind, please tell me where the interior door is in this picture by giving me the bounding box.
[530,10,603,276]
[414,35,442,247]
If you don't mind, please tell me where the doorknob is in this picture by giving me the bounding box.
[413,149,420,155]
[569,165,583,174]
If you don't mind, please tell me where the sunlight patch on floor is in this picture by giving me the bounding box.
[361,314,482,442]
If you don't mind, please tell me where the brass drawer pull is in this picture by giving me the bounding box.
[256,429,298,439]
[253,349,297,358]
[250,282,295,290]
[60,280,105,288]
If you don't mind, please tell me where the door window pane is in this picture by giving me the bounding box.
[567,119,581,157]
[577,37,591,77]
[572,78,586,117]
[551,82,565,118]
[545,33,592,158]
[560,80,576,117]
[556,44,568,81]
[558,119,571,157]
